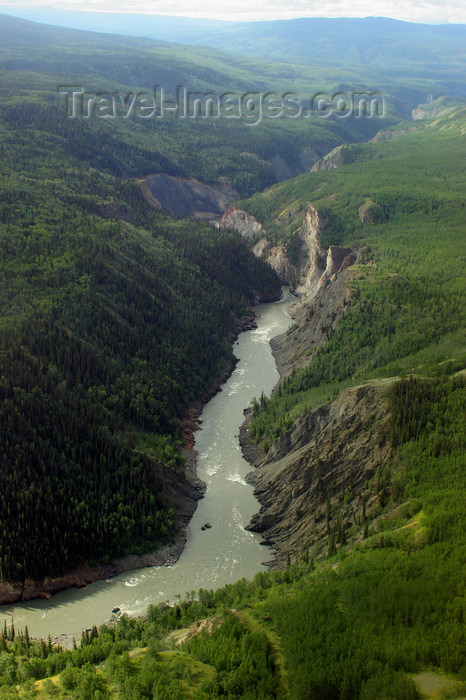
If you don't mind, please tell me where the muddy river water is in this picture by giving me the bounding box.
[0,291,293,641]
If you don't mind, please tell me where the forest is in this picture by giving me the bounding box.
[240,108,466,445]
[0,84,281,581]
[0,375,464,698]
[5,12,453,200]
[0,106,464,698]
[0,11,464,698]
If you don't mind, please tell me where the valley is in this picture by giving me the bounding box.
[0,10,464,699]
[0,293,294,641]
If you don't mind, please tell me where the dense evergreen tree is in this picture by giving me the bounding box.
[0,101,280,582]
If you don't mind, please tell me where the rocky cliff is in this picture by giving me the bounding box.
[222,202,354,297]
[238,209,386,566]
[294,204,353,298]
[220,207,264,240]
[219,206,300,286]
[243,384,390,565]
[271,267,352,377]
[140,174,238,221]
[251,239,299,285]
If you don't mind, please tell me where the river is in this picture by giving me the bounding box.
[0,290,293,642]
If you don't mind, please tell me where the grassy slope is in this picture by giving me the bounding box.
[2,373,465,698]
[238,107,466,442]
[0,112,464,700]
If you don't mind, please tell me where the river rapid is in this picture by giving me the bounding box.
[0,290,293,642]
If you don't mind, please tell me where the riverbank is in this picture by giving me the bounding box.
[0,290,293,641]
[0,533,190,607]
[0,312,262,607]
[182,313,258,453]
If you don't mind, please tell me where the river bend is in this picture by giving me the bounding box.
[0,291,293,640]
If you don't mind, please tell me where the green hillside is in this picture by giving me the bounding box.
[0,72,281,582]
[1,104,464,700]
[0,12,405,201]
[188,16,466,95]
[1,12,465,100]
[236,107,466,441]
[0,14,464,699]
[0,373,464,699]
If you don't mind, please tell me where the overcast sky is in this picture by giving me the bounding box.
[1,0,465,23]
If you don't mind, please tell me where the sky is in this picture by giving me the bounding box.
[0,0,465,23]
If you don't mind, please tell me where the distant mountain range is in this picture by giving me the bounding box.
[1,9,465,78]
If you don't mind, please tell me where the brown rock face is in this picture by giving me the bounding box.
[297,203,327,294]
[252,239,299,285]
[296,203,353,299]
[318,245,354,289]
[310,144,353,172]
[220,207,263,240]
[219,207,300,284]
[250,202,331,292]
[0,566,114,605]
[271,267,353,378]
[245,385,390,564]
[222,200,355,295]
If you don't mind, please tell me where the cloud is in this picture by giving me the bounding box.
[1,0,465,23]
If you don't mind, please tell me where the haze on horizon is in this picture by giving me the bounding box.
[0,0,464,24]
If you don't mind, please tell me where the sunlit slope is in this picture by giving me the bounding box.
[2,371,465,699]
[237,107,466,439]
[238,106,466,246]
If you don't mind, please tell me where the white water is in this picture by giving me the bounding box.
[0,291,293,641]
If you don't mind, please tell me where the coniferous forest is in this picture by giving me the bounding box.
[0,10,465,700]
[0,91,280,581]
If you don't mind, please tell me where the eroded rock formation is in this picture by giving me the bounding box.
[252,239,299,285]
[220,207,264,239]
[295,203,353,298]
[244,385,390,565]
[222,202,354,297]
[140,174,238,220]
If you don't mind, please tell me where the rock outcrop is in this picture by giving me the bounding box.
[252,239,299,285]
[222,201,355,295]
[140,174,238,221]
[295,203,352,298]
[358,199,387,224]
[239,221,383,566]
[243,385,390,565]
[219,206,300,285]
[271,267,353,377]
[295,203,327,293]
[299,145,325,171]
[310,144,356,172]
[220,207,263,240]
